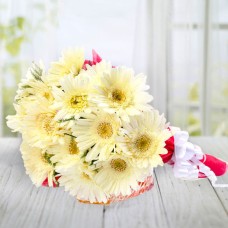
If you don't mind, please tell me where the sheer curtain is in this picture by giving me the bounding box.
[133,0,170,116]
[134,0,228,136]
[0,0,59,136]
[209,0,228,136]
[167,0,205,135]
[168,0,228,136]
[1,0,228,136]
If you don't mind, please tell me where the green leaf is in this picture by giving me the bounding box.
[6,25,16,37]
[64,133,77,138]
[5,36,24,56]
[43,152,54,165]
[222,83,228,97]
[81,150,90,158]
[16,17,25,30]
[30,63,43,82]
[188,83,199,101]
[58,117,75,123]
[21,85,32,89]
[0,25,6,39]
[90,159,98,166]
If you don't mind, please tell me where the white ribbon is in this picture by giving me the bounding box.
[172,130,228,187]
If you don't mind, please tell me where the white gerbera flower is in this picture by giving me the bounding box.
[48,134,81,163]
[20,141,56,187]
[91,67,153,121]
[7,63,54,134]
[82,60,112,85]
[52,75,92,121]
[117,111,171,168]
[72,111,121,162]
[16,79,53,102]
[16,62,53,102]
[6,102,27,133]
[22,97,65,148]
[48,48,84,85]
[94,155,149,196]
[56,158,108,204]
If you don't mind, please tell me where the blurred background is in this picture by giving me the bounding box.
[0,0,228,137]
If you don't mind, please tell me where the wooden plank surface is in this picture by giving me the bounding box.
[0,137,227,228]
[0,138,104,228]
[191,137,228,212]
[103,174,169,228]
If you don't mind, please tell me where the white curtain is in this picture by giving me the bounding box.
[133,0,170,116]
[208,0,228,136]
[134,0,228,136]
[168,0,228,136]
[1,0,228,136]
[0,0,59,136]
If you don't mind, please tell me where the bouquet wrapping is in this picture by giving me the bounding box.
[7,48,228,204]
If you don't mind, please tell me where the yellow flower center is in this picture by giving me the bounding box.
[44,92,51,100]
[37,113,56,135]
[110,158,127,172]
[69,139,79,155]
[70,95,88,110]
[111,89,126,104]
[134,134,152,152]
[97,122,113,139]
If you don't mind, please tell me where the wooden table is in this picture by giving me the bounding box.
[0,137,227,228]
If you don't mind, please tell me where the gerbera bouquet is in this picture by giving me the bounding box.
[7,48,228,204]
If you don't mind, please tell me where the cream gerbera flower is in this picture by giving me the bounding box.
[52,74,92,122]
[22,97,65,148]
[6,102,27,133]
[91,67,153,121]
[94,155,149,196]
[72,111,121,162]
[117,111,171,168]
[7,63,54,134]
[20,141,56,187]
[81,60,112,86]
[56,158,108,203]
[48,48,84,85]
[48,134,81,163]
[16,62,53,102]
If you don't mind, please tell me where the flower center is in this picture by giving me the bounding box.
[111,89,126,104]
[44,92,51,100]
[37,113,55,135]
[70,95,88,110]
[97,122,113,139]
[69,139,79,154]
[134,134,152,152]
[110,158,127,172]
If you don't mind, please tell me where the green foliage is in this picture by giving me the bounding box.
[6,36,25,56]
[16,17,25,30]
[222,83,228,97]
[188,83,199,102]
[43,152,54,165]
[187,114,201,136]
[0,2,59,137]
[0,16,27,56]
[7,62,23,84]
[30,63,44,82]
